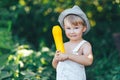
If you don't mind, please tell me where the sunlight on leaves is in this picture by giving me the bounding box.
[87,11,92,18]
[93,0,103,12]
[115,0,120,4]
[41,47,50,52]
[37,67,44,73]
[19,0,26,6]
[14,69,19,77]
[17,49,33,57]
[59,0,64,2]
[21,69,36,78]
[43,0,49,4]
[8,55,16,61]
[44,8,52,16]
[19,61,24,68]
[10,6,16,11]
[36,51,42,57]
[33,0,41,5]
[54,7,64,13]
[90,19,96,27]
[75,1,81,5]
[93,0,99,6]
[17,45,30,50]
[36,75,41,79]
[97,6,103,12]
[40,57,47,65]
[24,6,31,13]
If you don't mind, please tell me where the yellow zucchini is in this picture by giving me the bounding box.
[52,25,65,53]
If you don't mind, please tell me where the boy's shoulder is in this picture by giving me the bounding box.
[64,41,69,45]
[82,40,92,49]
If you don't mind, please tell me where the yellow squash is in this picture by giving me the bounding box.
[52,25,65,53]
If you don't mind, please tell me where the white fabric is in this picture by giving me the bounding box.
[56,40,87,80]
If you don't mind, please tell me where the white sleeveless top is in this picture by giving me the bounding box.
[56,40,87,80]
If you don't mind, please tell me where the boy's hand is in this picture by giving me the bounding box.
[56,51,68,61]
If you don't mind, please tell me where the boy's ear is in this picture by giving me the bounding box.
[83,26,87,32]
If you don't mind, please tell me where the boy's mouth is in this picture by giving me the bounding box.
[70,35,77,37]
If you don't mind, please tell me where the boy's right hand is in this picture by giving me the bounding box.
[55,50,68,62]
[53,50,61,63]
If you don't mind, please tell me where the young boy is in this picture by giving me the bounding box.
[52,5,93,80]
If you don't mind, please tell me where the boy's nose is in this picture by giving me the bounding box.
[70,29,75,33]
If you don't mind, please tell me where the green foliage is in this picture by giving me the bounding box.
[86,50,120,80]
[0,0,120,80]
[0,27,13,49]
[0,22,13,55]
[0,45,55,80]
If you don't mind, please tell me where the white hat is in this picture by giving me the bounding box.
[58,5,90,35]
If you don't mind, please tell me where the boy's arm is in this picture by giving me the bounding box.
[52,52,60,69]
[52,57,58,69]
[68,42,93,66]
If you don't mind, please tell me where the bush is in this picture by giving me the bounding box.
[0,45,56,80]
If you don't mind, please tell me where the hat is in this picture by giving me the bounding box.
[58,5,90,35]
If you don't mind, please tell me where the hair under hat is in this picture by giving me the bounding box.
[58,5,90,35]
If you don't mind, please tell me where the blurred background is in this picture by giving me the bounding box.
[0,0,120,80]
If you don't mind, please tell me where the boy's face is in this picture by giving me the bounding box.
[64,20,86,41]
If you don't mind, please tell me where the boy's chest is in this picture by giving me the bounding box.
[65,45,83,55]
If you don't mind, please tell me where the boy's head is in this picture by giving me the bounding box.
[58,5,90,35]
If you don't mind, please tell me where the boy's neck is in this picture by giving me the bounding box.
[69,39,83,44]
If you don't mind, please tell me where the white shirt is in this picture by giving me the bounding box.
[56,40,87,80]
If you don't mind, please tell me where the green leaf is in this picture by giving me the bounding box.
[0,54,9,66]
[0,71,12,79]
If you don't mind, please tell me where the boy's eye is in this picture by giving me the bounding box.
[74,27,79,29]
[66,27,70,29]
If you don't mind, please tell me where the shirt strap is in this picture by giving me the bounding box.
[72,40,87,53]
